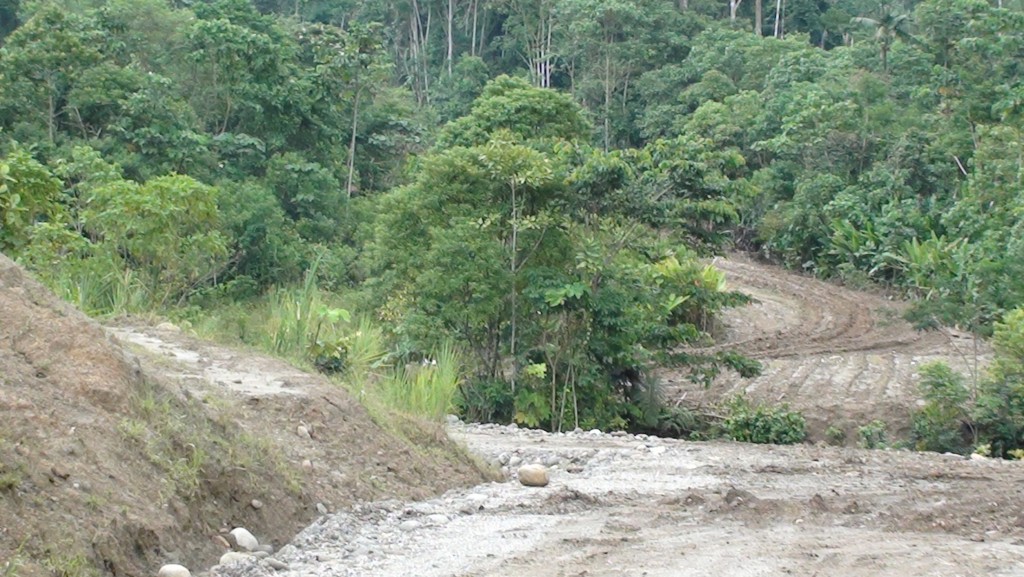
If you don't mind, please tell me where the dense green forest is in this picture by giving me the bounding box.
[1,0,1022,449]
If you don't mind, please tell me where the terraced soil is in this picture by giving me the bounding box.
[664,254,989,441]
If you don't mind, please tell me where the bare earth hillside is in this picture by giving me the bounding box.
[0,253,488,577]
[664,254,989,441]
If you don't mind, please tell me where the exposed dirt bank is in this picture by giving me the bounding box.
[664,254,989,442]
[0,254,487,577]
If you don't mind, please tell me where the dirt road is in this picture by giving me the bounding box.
[664,254,989,441]
[239,422,1024,577]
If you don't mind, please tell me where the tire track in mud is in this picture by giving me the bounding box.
[664,254,988,442]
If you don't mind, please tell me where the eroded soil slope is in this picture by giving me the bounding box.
[0,253,487,577]
[665,254,988,441]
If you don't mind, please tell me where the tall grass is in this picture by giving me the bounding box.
[344,319,388,378]
[371,341,463,420]
[194,259,466,422]
[237,257,358,361]
[50,262,151,317]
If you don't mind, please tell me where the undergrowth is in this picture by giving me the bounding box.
[192,266,465,424]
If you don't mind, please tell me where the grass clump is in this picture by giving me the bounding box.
[196,273,467,424]
[372,342,463,421]
[0,465,23,492]
[825,424,847,446]
[858,420,889,449]
[43,550,96,577]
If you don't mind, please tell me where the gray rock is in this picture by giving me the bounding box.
[254,544,274,555]
[508,456,523,468]
[399,520,422,531]
[316,502,328,515]
[229,528,259,551]
[517,464,550,487]
[218,552,253,565]
[426,513,449,525]
[250,499,264,510]
[296,425,311,439]
[158,564,191,577]
[264,558,290,571]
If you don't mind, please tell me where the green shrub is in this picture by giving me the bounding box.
[857,420,888,449]
[457,378,515,424]
[911,362,973,454]
[825,424,847,446]
[721,396,806,445]
[654,406,703,438]
[974,308,1024,457]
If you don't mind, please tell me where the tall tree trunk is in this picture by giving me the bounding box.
[470,0,479,57]
[346,81,361,197]
[755,0,762,35]
[509,179,518,393]
[409,0,424,104]
[729,0,742,22]
[678,0,688,10]
[543,11,552,87]
[604,48,612,151]
[46,82,56,143]
[773,0,782,38]
[446,0,454,75]
[478,9,488,56]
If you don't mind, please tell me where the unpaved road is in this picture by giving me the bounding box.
[664,255,989,441]
[232,423,1024,577]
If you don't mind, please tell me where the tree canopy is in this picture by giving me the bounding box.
[2,0,1023,435]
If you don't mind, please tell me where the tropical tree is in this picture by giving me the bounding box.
[852,7,913,72]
